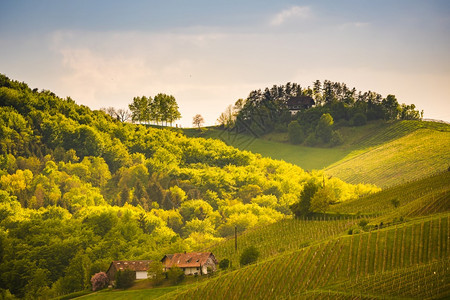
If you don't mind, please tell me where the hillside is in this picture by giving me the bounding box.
[82,171,450,299]
[185,120,450,188]
[325,126,450,187]
[161,213,450,299]
[0,75,380,298]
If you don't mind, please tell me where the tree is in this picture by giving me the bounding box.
[315,113,334,143]
[382,94,401,120]
[129,96,150,124]
[147,261,165,286]
[310,186,336,213]
[219,259,230,270]
[116,108,131,122]
[351,113,367,126]
[192,114,205,129]
[115,269,135,289]
[90,272,109,291]
[288,120,304,144]
[167,265,184,284]
[153,93,181,126]
[290,181,319,217]
[240,246,260,266]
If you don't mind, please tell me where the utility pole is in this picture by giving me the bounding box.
[235,225,238,252]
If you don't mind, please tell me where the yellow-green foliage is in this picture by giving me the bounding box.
[326,128,450,187]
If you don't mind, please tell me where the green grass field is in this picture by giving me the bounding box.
[325,128,450,187]
[183,127,349,170]
[79,286,180,300]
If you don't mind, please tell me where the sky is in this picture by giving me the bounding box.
[1,0,449,126]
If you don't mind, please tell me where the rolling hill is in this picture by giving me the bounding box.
[185,120,450,188]
[81,170,450,299]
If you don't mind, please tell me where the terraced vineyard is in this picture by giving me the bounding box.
[331,171,450,216]
[165,213,450,299]
[330,258,450,299]
[209,217,358,268]
[325,128,450,187]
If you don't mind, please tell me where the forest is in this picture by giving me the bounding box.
[217,80,423,146]
[0,74,379,298]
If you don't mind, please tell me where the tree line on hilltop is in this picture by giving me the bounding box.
[218,80,423,146]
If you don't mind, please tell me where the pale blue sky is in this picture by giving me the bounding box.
[1,0,449,125]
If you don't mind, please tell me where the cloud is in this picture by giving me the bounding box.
[270,6,311,26]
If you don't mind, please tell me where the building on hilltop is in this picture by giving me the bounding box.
[161,252,218,275]
[106,260,152,282]
[287,95,315,114]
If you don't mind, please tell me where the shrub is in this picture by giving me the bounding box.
[358,219,369,227]
[351,113,367,126]
[391,198,400,208]
[240,246,260,266]
[167,266,184,285]
[115,269,135,289]
[304,132,317,146]
[288,121,304,144]
[147,261,165,286]
[330,130,344,146]
[219,259,230,270]
[90,272,109,291]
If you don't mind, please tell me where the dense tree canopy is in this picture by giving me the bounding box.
[0,73,379,298]
[221,80,423,146]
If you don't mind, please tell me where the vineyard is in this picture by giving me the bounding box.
[209,217,358,268]
[331,171,450,216]
[160,213,450,299]
[325,128,450,187]
[78,121,450,300]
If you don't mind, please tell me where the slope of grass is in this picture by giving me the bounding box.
[79,286,180,300]
[184,121,450,188]
[163,213,449,299]
[330,171,450,216]
[325,128,450,187]
[183,128,349,170]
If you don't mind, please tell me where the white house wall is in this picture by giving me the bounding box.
[135,271,148,280]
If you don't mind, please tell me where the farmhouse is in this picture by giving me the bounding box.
[106,260,151,282]
[161,252,218,275]
[287,95,315,114]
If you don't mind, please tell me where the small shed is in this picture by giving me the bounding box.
[106,260,152,282]
[161,252,218,276]
[287,96,315,114]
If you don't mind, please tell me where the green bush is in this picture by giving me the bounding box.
[167,266,184,285]
[288,121,304,144]
[330,130,344,146]
[115,269,135,289]
[240,246,260,266]
[351,113,367,126]
[219,259,230,270]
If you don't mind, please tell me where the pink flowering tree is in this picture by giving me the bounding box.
[90,272,109,291]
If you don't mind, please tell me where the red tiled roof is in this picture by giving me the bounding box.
[162,252,217,268]
[108,260,151,272]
